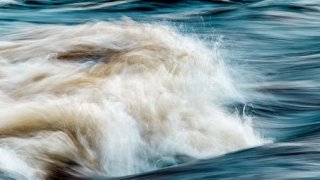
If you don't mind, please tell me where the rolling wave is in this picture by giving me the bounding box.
[0,21,264,179]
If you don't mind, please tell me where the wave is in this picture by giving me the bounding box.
[0,21,265,179]
[40,0,138,12]
[0,0,18,6]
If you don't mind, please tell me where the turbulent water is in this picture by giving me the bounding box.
[0,0,319,179]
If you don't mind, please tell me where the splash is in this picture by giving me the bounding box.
[0,21,264,179]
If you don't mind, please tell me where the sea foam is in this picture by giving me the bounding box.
[0,21,265,179]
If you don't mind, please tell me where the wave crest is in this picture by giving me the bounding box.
[0,21,264,179]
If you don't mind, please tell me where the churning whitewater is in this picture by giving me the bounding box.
[0,21,264,179]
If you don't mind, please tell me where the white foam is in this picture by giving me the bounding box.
[0,0,18,6]
[0,21,266,179]
[0,147,40,180]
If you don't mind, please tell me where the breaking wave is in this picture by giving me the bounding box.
[0,21,264,179]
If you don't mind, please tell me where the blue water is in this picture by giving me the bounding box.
[1,0,320,179]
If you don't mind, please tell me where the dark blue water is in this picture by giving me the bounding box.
[1,0,320,179]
